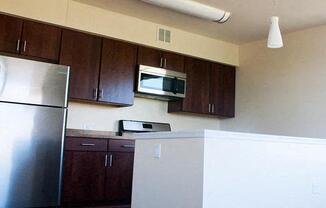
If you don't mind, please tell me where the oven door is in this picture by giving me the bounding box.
[137,67,186,98]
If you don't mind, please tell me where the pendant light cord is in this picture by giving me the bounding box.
[272,0,277,16]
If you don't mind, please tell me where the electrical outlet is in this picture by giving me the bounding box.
[154,144,161,159]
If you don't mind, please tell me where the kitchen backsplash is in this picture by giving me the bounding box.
[67,97,220,131]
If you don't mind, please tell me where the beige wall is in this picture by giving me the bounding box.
[221,25,326,139]
[68,98,219,131]
[0,0,240,131]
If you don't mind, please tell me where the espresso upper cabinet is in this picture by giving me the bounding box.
[0,14,61,61]
[0,14,23,54]
[137,46,162,68]
[210,63,236,117]
[99,39,137,106]
[162,51,184,72]
[169,57,236,117]
[180,57,210,114]
[168,57,210,114]
[60,31,137,106]
[21,21,61,61]
[138,46,184,72]
[60,29,102,101]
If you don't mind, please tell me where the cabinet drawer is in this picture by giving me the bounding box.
[65,137,107,152]
[109,139,135,152]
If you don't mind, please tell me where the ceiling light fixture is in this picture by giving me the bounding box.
[267,1,283,48]
[140,0,231,23]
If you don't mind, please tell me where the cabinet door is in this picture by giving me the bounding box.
[21,21,61,61]
[0,14,23,54]
[162,51,184,72]
[210,63,236,117]
[182,57,210,114]
[59,29,101,101]
[99,39,137,106]
[137,46,162,67]
[106,152,134,204]
[62,151,107,204]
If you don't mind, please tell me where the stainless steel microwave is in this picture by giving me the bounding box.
[136,65,187,100]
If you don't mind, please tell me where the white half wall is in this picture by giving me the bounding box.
[132,130,326,208]
[132,138,204,208]
[221,25,326,139]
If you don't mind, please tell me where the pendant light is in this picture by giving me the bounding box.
[267,0,283,48]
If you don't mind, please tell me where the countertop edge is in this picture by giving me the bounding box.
[133,129,326,145]
[66,129,134,140]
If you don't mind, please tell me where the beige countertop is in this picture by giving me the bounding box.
[66,129,134,140]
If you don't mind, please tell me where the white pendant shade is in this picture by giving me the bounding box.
[267,16,283,48]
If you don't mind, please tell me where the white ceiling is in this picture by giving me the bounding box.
[76,0,326,44]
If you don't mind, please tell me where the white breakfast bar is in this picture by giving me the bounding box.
[131,130,326,208]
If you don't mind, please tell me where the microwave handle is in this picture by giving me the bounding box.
[173,77,178,94]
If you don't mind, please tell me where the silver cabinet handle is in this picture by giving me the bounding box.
[212,104,215,113]
[109,154,113,167]
[16,39,20,52]
[164,58,167,68]
[121,144,135,148]
[23,40,27,52]
[80,143,95,146]
[93,88,98,100]
[208,104,211,113]
[160,57,163,68]
[105,154,108,167]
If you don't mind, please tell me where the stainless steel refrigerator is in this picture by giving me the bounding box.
[0,55,70,207]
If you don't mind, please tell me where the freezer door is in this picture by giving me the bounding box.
[0,102,66,208]
[0,55,69,107]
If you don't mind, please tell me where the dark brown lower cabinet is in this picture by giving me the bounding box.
[62,137,134,207]
[62,151,106,205]
[106,152,134,204]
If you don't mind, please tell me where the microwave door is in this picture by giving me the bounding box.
[139,73,166,95]
[137,65,186,98]
[139,72,179,96]
[139,73,164,91]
